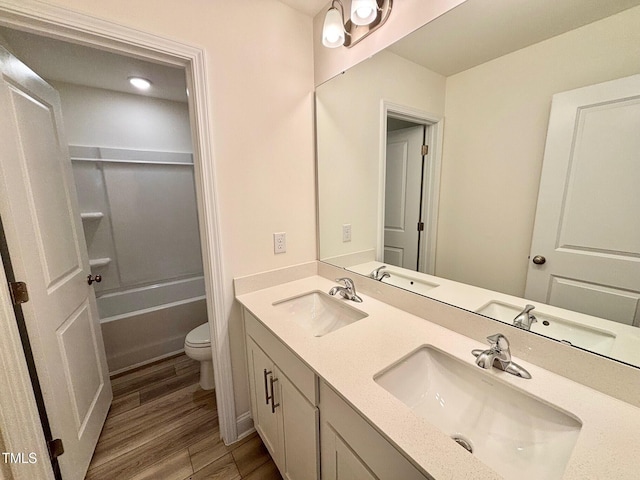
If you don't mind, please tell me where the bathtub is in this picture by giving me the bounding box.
[97,276,208,374]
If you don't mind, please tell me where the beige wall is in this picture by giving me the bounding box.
[317,50,446,260]
[40,0,316,420]
[313,0,466,85]
[438,5,640,296]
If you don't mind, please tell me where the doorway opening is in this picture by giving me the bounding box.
[379,102,444,275]
[0,5,234,479]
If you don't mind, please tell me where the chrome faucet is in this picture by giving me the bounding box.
[513,304,537,331]
[328,277,363,303]
[369,265,391,281]
[472,334,531,379]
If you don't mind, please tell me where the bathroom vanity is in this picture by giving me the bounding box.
[236,264,640,480]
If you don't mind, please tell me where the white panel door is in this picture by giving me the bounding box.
[384,126,424,270]
[0,46,112,479]
[525,75,640,326]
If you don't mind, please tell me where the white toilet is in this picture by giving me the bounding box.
[184,323,215,390]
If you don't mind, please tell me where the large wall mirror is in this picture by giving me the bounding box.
[317,0,640,368]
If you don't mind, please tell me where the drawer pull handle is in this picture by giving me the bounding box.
[269,376,280,413]
[263,369,272,405]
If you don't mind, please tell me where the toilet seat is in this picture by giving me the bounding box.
[185,323,210,348]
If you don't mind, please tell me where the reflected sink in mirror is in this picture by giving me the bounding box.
[272,290,368,337]
[346,262,440,295]
[477,301,616,355]
[379,268,439,295]
[374,346,582,480]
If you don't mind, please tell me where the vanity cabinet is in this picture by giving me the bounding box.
[320,381,429,480]
[244,309,319,480]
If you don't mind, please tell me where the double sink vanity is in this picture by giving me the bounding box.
[235,262,640,480]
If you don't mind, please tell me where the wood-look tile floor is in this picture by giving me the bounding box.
[86,354,282,480]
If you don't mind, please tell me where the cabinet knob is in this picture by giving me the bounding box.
[87,274,102,285]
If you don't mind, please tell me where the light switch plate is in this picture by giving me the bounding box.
[342,224,352,242]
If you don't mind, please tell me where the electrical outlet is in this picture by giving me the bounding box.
[274,232,286,254]
[342,224,352,242]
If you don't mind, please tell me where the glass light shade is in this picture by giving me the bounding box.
[128,77,152,90]
[322,7,345,48]
[351,0,377,26]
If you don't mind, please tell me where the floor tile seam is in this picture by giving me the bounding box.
[89,406,218,469]
[101,383,202,431]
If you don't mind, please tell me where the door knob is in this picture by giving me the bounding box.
[87,274,102,285]
[532,255,546,265]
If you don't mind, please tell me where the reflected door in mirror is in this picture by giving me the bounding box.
[526,75,640,327]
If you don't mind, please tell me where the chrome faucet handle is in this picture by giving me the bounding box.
[513,304,537,330]
[369,265,387,279]
[331,278,363,302]
[485,333,511,363]
[335,277,355,289]
[486,333,509,350]
[472,333,531,379]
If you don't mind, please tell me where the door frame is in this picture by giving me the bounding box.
[0,1,236,474]
[378,101,444,274]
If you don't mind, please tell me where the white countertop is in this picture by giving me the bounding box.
[236,274,640,479]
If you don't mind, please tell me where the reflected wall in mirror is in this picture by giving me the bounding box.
[316,0,640,367]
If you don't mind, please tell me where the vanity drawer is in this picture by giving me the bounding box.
[244,308,318,405]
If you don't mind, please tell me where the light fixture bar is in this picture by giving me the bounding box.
[321,0,393,49]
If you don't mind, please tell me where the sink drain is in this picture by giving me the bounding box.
[451,434,473,454]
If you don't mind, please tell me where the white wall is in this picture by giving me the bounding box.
[317,50,446,260]
[438,5,640,296]
[40,0,317,423]
[52,82,193,151]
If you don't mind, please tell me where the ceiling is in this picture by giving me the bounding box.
[0,27,188,102]
[3,0,635,101]
[388,0,640,76]
[278,0,328,17]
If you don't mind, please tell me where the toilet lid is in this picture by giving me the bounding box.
[186,323,210,346]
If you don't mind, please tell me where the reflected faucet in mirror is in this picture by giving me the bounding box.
[369,265,391,281]
[513,305,537,331]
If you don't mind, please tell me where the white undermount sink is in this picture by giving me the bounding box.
[381,269,439,295]
[272,290,367,337]
[374,346,582,480]
[477,301,616,355]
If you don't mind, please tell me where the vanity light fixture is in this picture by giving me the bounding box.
[128,76,152,90]
[351,0,377,26]
[322,0,393,49]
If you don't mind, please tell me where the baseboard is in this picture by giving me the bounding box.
[234,411,255,444]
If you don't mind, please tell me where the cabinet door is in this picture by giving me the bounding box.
[247,339,284,468]
[279,370,319,480]
[323,424,378,480]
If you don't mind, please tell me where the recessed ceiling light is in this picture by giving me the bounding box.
[128,76,152,90]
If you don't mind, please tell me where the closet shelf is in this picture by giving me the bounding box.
[89,258,111,268]
[81,212,104,221]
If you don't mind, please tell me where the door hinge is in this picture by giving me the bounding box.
[417,222,425,232]
[8,281,29,305]
[421,144,429,156]
[48,438,64,461]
